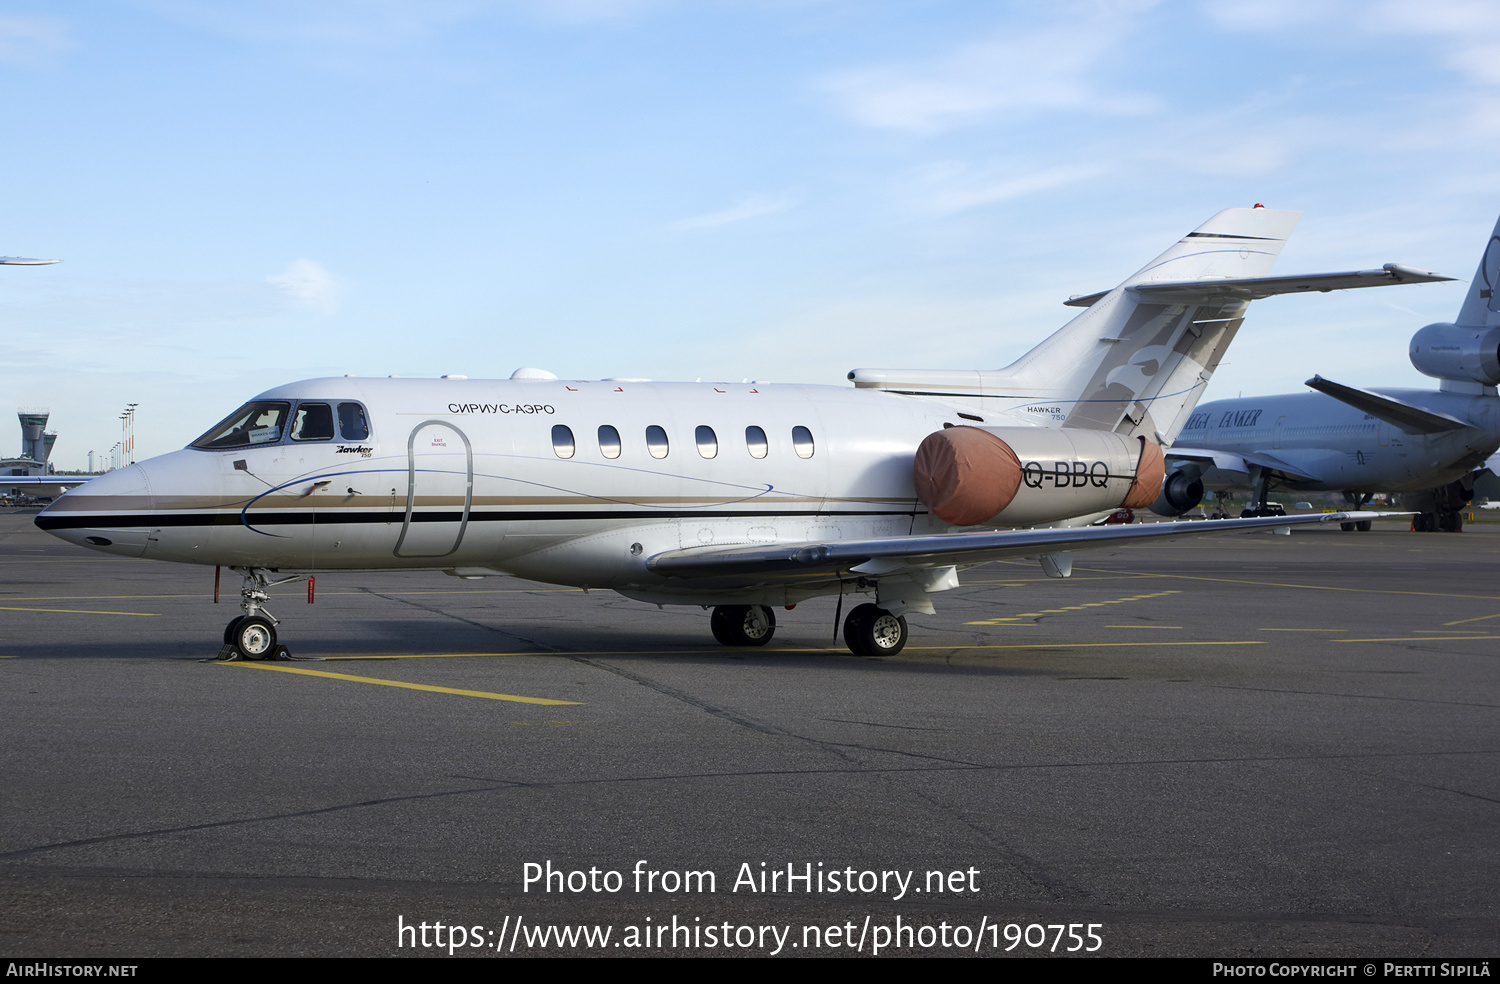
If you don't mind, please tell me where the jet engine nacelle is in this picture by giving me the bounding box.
[1409,322,1500,386]
[913,425,1164,527]
[1149,465,1205,517]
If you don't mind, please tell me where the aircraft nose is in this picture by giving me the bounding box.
[35,463,157,557]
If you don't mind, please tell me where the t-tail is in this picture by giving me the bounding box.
[851,206,1450,443]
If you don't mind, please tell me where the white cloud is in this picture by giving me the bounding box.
[667,193,797,232]
[268,259,346,313]
[913,161,1112,215]
[1436,41,1500,86]
[820,19,1158,133]
[0,15,72,66]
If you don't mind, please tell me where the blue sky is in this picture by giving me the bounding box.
[4,0,1500,466]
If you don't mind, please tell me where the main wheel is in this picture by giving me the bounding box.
[1355,519,1372,532]
[710,605,776,646]
[233,615,277,659]
[1340,522,1355,532]
[843,603,908,658]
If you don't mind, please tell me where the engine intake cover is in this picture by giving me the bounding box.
[913,427,1023,526]
[1123,437,1165,509]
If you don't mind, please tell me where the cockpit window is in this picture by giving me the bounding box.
[338,403,370,441]
[191,402,292,450]
[291,403,335,442]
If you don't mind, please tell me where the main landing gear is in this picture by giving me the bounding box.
[1339,492,1374,532]
[710,604,777,646]
[213,567,312,661]
[842,603,908,658]
[707,601,910,657]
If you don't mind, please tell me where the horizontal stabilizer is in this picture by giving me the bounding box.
[647,511,1400,579]
[1065,263,1453,308]
[1304,375,1473,434]
[0,256,60,265]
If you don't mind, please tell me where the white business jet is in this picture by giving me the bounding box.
[35,207,1446,659]
[1157,212,1500,531]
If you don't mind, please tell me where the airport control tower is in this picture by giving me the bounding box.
[18,411,48,462]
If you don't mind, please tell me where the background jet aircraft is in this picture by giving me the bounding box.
[35,207,1440,659]
[1156,212,1500,531]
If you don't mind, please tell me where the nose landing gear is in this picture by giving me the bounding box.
[212,568,311,660]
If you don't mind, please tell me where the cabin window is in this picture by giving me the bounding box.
[745,425,768,459]
[695,425,717,459]
[552,424,576,459]
[792,425,815,459]
[598,424,621,459]
[646,425,669,459]
[190,402,292,450]
[338,402,370,441]
[290,403,335,442]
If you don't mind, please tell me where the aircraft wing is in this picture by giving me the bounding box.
[1065,263,1452,308]
[1,476,91,496]
[647,511,1396,579]
[0,256,60,265]
[1165,447,1317,483]
[1304,375,1474,434]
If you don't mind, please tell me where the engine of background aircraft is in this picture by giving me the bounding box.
[1409,322,1500,386]
[1149,466,1206,518]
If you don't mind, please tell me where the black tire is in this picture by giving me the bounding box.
[710,605,776,646]
[842,605,873,657]
[233,615,277,659]
[1356,520,1372,532]
[843,603,907,658]
[223,615,246,645]
[1340,522,1355,532]
[710,605,740,645]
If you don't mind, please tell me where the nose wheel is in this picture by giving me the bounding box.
[212,568,308,660]
[231,616,278,658]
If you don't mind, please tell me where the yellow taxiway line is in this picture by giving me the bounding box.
[217,662,582,704]
[1334,635,1500,643]
[0,605,159,616]
[964,590,1181,625]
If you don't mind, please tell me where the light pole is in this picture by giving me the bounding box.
[119,405,138,467]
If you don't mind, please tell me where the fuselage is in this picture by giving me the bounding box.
[1179,389,1500,493]
[36,376,1152,604]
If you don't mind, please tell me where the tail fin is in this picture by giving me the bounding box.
[1005,207,1302,440]
[1455,212,1500,328]
[850,207,1301,443]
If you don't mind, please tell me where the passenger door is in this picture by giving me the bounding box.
[394,421,473,558]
